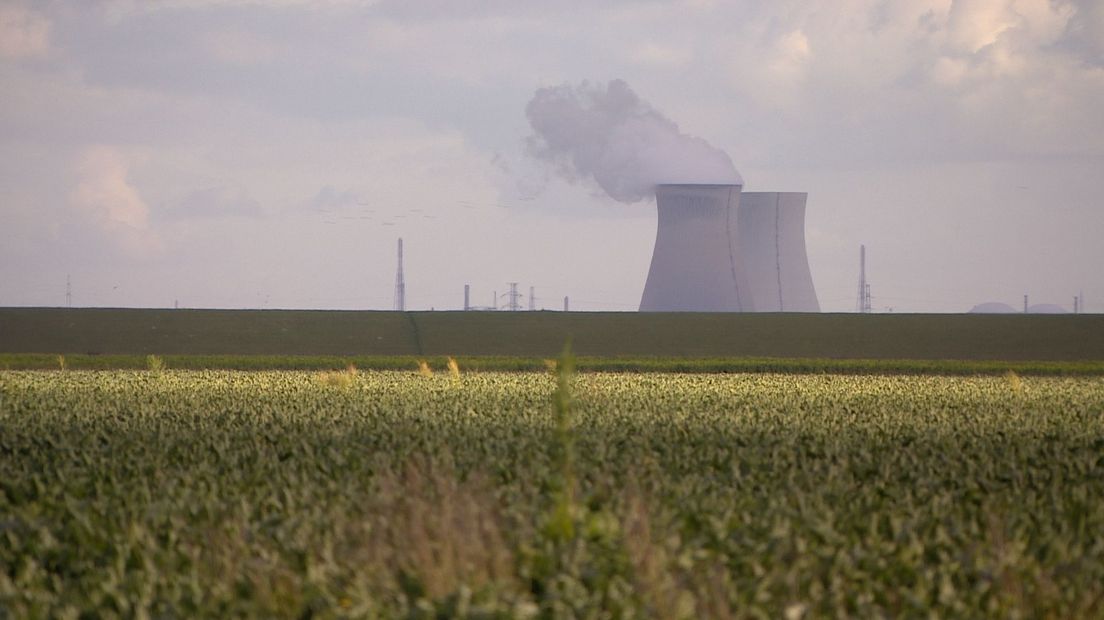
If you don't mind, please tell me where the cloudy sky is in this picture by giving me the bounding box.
[1,0,1101,312]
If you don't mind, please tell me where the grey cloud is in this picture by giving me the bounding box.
[161,185,263,220]
[1060,0,1104,66]
[368,0,650,21]
[308,186,361,210]
[42,2,533,148]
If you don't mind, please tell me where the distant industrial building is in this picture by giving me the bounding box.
[969,302,1017,314]
[969,301,1071,314]
[1027,304,1069,314]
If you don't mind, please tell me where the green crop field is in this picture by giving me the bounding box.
[3,364,1102,617]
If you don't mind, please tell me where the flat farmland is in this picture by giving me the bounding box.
[2,367,1102,617]
[2,307,1103,361]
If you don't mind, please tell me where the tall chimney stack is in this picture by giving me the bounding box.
[393,238,405,311]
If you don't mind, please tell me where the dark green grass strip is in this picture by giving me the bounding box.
[3,353,1103,376]
[4,308,1103,361]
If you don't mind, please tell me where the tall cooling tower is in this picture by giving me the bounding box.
[639,185,819,312]
[736,192,820,312]
[639,184,754,312]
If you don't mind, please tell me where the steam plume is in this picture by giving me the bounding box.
[525,79,741,203]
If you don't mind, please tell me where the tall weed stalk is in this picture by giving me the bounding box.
[547,341,577,542]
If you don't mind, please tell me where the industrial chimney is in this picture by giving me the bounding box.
[639,184,819,312]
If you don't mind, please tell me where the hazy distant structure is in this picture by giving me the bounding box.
[969,302,1017,313]
[1028,304,1069,314]
[65,274,71,308]
[462,285,498,311]
[639,184,819,312]
[393,238,405,311]
[504,283,522,311]
[972,300,1071,314]
[529,287,535,311]
[563,296,569,312]
[856,245,871,314]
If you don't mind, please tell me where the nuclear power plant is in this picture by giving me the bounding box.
[639,184,820,312]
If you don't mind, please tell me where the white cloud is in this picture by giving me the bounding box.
[944,0,1020,53]
[0,4,50,58]
[767,29,810,82]
[70,146,163,256]
[931,55,970,86]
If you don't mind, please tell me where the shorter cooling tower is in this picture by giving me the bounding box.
[639,184,753,312]
[737,192,820,312]
[639,185,819,312]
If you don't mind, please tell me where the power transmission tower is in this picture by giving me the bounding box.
[393,238,405,311]
[66,274,72,308]
[503,283,522,311]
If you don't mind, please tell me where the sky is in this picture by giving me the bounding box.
[1,0,1101,313]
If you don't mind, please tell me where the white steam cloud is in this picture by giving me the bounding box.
[525,79,742,203]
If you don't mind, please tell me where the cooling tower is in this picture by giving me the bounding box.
[639,184,754,312]
[639,185,819,312]
[736,192,820,312]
